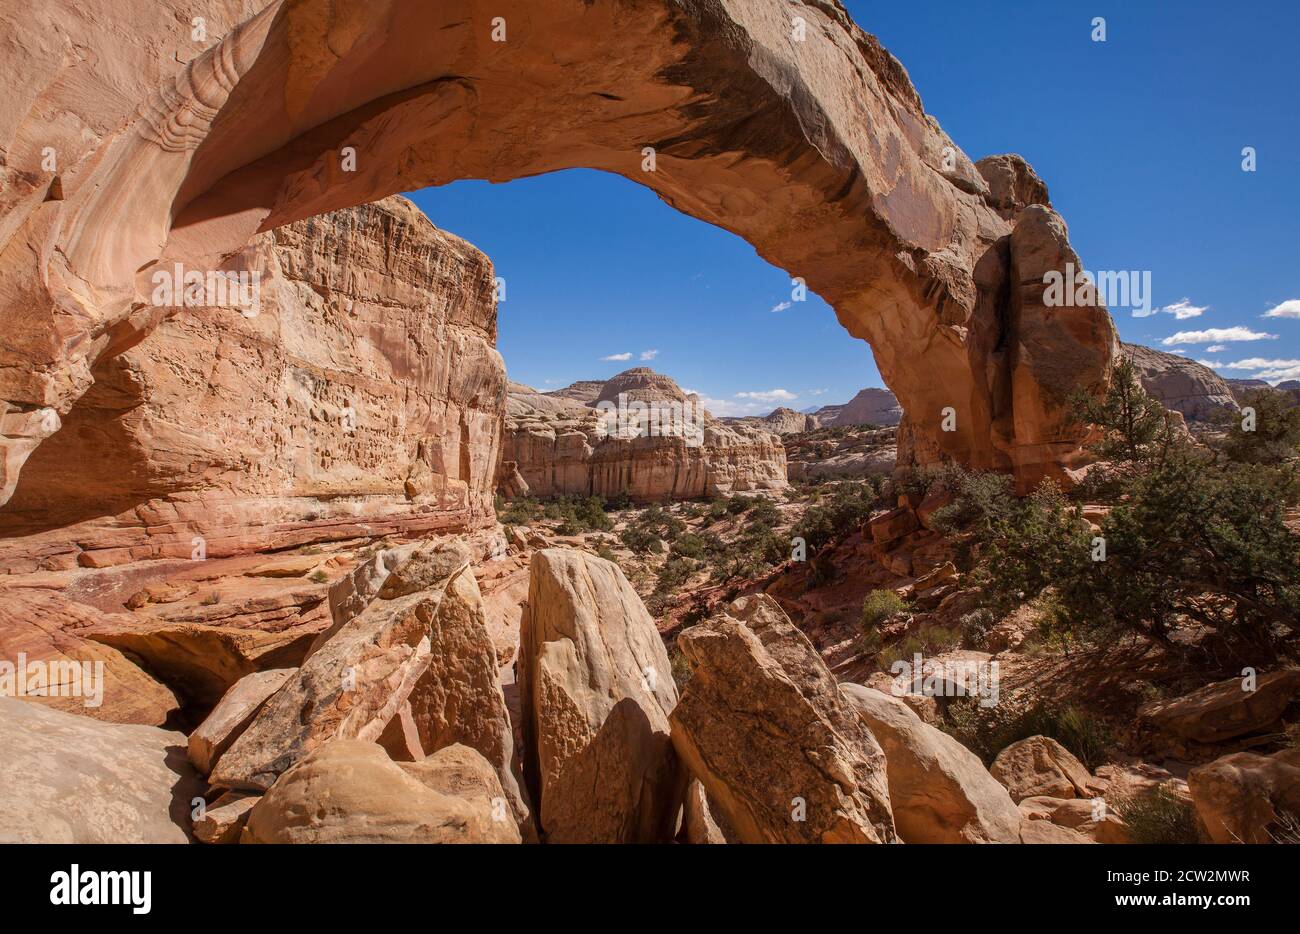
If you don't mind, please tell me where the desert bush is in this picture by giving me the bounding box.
[920,625,959,654]
[1115,787,1200,845]
[941,695,1115,769]
[619,526,661,554]
[670,533,708,559]
[877,635,924,674]
[958,608,997,648]
[1215,387,1300,465]
[792,479,881,554]
[861,589,906,629]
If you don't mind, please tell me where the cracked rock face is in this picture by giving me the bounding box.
[0,197,505,572]
[670,595,898,844]
[1,0,1116,512]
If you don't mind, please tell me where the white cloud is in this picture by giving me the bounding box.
[1205,345,1228,353]
[770,301,793,314]
[601,352,633,361]
[639,349,659,361]
[808,388,829,396]
[736,389,798,403]
[1159,327,1276,347]
[1263,299,1300,319]
[1195,359,1222,369]
[1145,298,1207,320]
[692,394,767,417]
[1215,357,1300,382]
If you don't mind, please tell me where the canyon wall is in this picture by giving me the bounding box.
[503,371,787,501]
[0,198,504,572]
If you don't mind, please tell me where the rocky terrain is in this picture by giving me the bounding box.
[1,0,1295,852]
[501,370,787,501]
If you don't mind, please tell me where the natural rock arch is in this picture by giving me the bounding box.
[0,0,1117,508]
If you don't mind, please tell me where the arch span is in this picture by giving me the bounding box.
[0,0,1116,506]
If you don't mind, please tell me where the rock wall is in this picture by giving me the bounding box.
[1121,343,1236,423]
[0,198,505,572]
[503,370,787,501]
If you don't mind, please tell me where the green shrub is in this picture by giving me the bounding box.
[792,479,881,554]
[921,625,959,653]
[1115,787,1200,845]
[308,569,329,584]
[1217,388,1300,465]
[861,589,906,629]
[619,526,663,555]
[670,533,707,559]
[958,608,996,648]
[940,696,1115,769]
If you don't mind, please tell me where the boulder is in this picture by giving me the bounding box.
[242,740,520,844]
[0,697,202,843]
[869,507,919,545]
[211,542,513,796]
[842,684,1021,843]
[1018,795,1130,843]
[404,559,529,830]
[1188,749,1300,844]
[670,595,897,844]
[1018,818,1094,844]
[991,735,1093,802]
[187,668,296,775]
[519,548,684,843]
[193,791,257,845]
[1137,670,1300,743]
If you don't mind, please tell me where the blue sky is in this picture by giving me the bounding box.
[407,0,1300,414]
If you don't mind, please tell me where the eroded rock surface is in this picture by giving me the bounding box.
[0,0,1116,510]
[519,548,684,842]
[1122,343,1237,423]
[670,595,897,844]
[0,197,504,572]
[242,740,520,844]
[842,684,1021,843]
[1188,748,1300,844]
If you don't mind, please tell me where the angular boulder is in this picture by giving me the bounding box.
[1188,748,1300,844]
[209,540,522,820]
[242,740,520,844]
[990,735,1093,802]
[1137,670,1300,744]
[842,684,1021,843]
[187,668,296,775]
[670,595,897,844]
[519,548,684,843]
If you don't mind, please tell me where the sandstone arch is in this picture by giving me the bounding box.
[0,0,1117,510]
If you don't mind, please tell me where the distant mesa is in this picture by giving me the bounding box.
[500,368,786,502]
